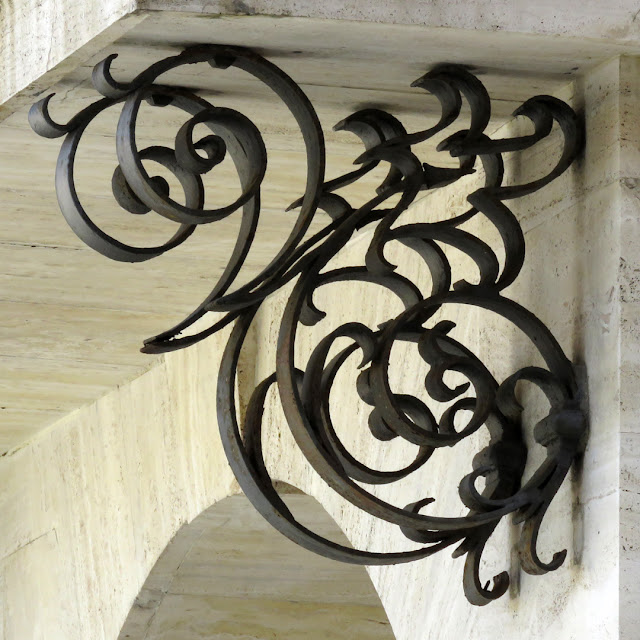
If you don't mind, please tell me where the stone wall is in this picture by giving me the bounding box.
[618,55,640,640]
[4,1,640,117]
[0,0,140,113]
[250,56,631,639]
[0,55,638,640]
[0,327,239,639]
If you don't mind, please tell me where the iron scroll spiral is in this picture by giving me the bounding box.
[30,46,587,606]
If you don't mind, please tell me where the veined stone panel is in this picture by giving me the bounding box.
[0,10,638,640]
[7,13,639,451]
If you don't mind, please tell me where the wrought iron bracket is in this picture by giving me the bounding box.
[29,45,587,606]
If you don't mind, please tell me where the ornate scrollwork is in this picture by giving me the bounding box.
[30,46,587,605]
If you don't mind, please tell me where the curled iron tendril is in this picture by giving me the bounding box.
[30,45,587,606]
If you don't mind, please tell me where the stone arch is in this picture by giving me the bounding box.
[118,487,395,639]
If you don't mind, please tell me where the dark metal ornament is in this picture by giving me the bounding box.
[30,46,587,606]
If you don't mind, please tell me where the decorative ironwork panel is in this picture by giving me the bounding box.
[30,46,587,605]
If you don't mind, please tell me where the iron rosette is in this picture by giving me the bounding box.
[30,47,587,606]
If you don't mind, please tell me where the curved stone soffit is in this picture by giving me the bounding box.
[117,492,395,639]
[30,45,588,606]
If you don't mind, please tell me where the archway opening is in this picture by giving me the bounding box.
[118,490,395,639]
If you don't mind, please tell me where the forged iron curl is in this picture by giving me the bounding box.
[30,45,587,606]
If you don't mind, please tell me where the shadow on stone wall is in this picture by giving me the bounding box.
[118,490,395,639]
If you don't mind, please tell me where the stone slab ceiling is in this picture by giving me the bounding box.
[2,12,640,453]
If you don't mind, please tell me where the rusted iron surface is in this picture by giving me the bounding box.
[30,47,586,605]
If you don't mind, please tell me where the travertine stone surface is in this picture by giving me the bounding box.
[4,0,640,114]
[1,19,639,640]
[10,13,640,452]
[0,327,238,640]
[249,57,627,640]
[618,55,640,640]
[0,0,140,110]
[139,1,640,44]
[117,494,393,639]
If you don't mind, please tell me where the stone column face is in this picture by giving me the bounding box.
[619,55,640,640]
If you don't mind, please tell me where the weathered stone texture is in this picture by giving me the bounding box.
[0,9,638,640]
